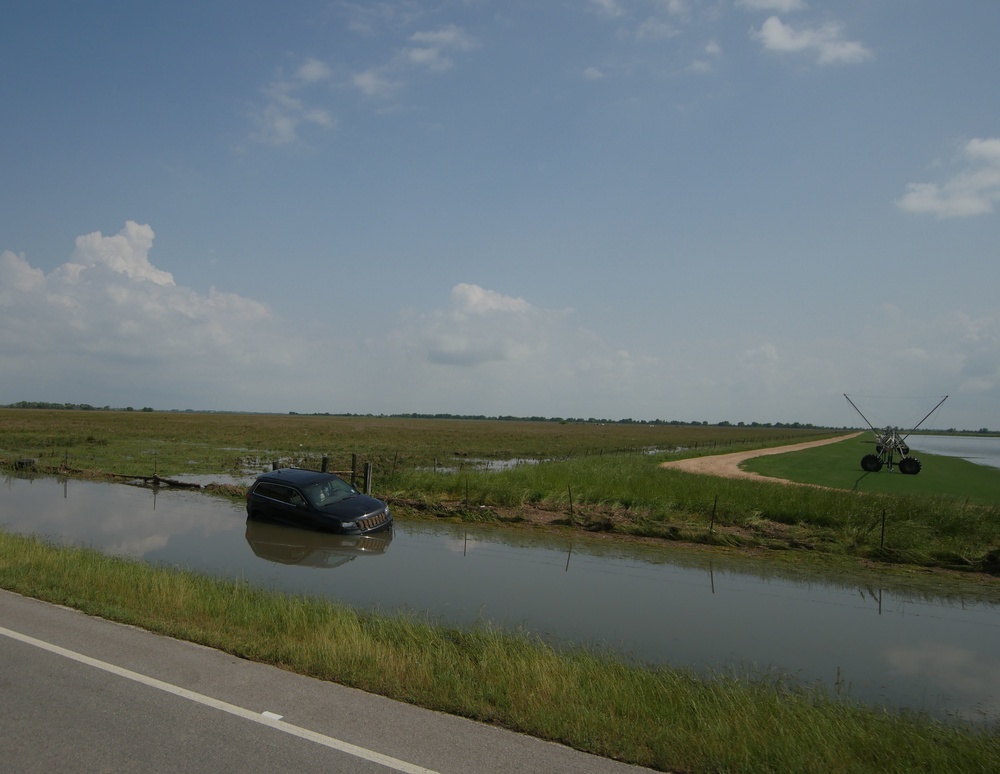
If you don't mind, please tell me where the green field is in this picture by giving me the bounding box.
[2,529,998,774]
[2,408,999,577]
[0,408,832,477]
[3,409,1000,770]
[744,436,1000,503]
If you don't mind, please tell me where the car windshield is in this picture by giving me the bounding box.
[302,477,357,507]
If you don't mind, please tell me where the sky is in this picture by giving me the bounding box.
[1,1,998,430]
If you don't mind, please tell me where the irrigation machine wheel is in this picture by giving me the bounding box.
[861,454,883,472]
[899,456,922,475]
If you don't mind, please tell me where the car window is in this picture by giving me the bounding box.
[254,482,296,504]
[303,477,356,507]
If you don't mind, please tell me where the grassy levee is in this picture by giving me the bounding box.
[385,445,1000,575]
[2,529,998,773]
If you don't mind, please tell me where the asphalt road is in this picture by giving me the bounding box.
[0,589,653,773]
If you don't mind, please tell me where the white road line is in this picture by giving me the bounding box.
[0,625,439,774]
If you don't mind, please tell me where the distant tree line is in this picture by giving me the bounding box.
[2,401,153,412]
[300,411,839,430]
[6,402,993,434]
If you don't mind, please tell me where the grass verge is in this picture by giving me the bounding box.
[385,448,1000,576]
[2,529,997,773]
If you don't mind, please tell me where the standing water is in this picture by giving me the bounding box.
[2,474,998,723]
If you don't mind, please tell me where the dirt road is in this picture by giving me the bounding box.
[659,433,861,482]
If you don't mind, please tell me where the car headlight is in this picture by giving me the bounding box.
[340,521,357,530]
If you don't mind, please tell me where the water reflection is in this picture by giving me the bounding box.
[245,519,392,568]
[2,474,999,723]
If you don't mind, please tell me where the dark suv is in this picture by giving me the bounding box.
[245,468,392,534]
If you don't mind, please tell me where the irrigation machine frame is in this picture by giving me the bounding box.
[843,394,948,475]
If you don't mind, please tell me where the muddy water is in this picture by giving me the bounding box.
[2,474,998,723]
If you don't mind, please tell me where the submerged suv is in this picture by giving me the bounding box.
[245,468,392,534]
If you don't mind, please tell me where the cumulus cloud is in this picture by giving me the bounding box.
[0,222,289,408]
[751,16,872,65]
[408,284,548,366]
[70,221,174,286]
[896,137,1000,218]
[3,227,995,426]
[381,283,652,416]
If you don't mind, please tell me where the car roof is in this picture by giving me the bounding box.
[254,468,341,487]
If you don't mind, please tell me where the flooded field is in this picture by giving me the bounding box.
[2,474,999,723]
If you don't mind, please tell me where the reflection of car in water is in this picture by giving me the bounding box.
[245,519,393,569]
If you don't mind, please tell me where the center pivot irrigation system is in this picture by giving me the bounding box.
[843,394,949,475]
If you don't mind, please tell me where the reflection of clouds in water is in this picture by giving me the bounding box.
[1,479,242,560]
[6,476,1000,722]
[443,536,482,554]
[106,534,169,559]
[887,643,1000,714]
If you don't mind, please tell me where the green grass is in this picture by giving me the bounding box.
[2,529,997,774]
[5,409,1000,576]
[0,408,836,478]
[743,437,1000,503]
[384,449,1000,575]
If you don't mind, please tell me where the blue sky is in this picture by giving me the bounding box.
[2,1,998,429]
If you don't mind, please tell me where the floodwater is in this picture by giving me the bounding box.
[2,474,998,724]
[907,434,1000,470]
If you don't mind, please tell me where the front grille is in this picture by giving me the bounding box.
[357,510,388,532]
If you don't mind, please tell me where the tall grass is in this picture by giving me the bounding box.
[2,529,997,773]
[386,451,1000,572]
[4,409,998,573]
[0,408,835,477]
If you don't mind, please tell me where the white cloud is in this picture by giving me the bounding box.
[751,16,872,65]
[403,24,479,73]
[251,59,337,146]
[296,57,332,83]
[636,17,680,41]
[353,68,400,98]
[897,137,1000,218]
[3,228,996,427]
[406,284,549,366]
[410,24,478,52]
[347,24,479,99]
[0,223,290,409]
[70,221,174,286]
[741,342,779,365]
[590,0,626,18]
[382,283,652,416]
[737,0,807,12]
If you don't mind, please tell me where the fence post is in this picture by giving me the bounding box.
[364,462,373,494]
[351,454,358,487]
[710,494,718,535]
[321,456,329,473]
